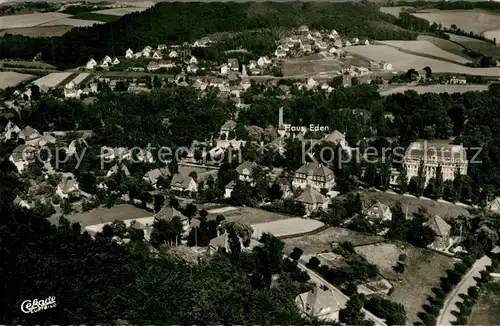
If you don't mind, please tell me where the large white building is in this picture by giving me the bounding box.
[403,141,468,184]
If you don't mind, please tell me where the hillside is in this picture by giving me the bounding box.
[0,2,418,68]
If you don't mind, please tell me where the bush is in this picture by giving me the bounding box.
[306,256,321,270]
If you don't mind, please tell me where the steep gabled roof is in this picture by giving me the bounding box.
[296,186,327,205]
[295,162,333,178]
[296,287,344,317]
[170,173,195,190]
[365,201,391,218]
[154,205,187,221]
[236,161,258,175]
[322,130,345,144]
[425,215,451,237]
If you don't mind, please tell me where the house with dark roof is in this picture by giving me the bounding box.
[220,120,236,139]
[364,201,392,221]
[9,144,35,173]
[170,173,198,193]
[154,205,189,235]
[236,160,258,182]
[424,214,452,250]
[292,162,335,190]
[294,186,330,215]
[56,177,80,199]
[295,287,345,322]
[143,167,170,188]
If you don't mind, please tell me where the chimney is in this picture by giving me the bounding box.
[278,107,284,127]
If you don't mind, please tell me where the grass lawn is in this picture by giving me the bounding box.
[283,226,383,255]
[213,206,291,226]
[361,190,471,219]
[356,242,455,326]
[71,12,120,23]
[468,281,500,325]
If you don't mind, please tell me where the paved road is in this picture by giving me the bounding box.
[248,239,387,326]
[436,254,493,326]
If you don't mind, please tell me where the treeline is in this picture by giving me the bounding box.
[0,2,417,68]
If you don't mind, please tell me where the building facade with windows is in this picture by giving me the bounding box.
[403,141,468,184]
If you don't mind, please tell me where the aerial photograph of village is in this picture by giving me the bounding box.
[3,0,500,324]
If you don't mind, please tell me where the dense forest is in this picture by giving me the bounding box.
[0,171,314,324]
[0,2,416,68]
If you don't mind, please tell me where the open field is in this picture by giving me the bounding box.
[1,59,55,70]
[0,25,72,37]
[91,7,149,16]
[377,40,471,64]
[282,54,370,77]
[468,281,500,326]
[215,206,291,225]
[33,72,74,88]
[379,6,414,18]
[362,190,471,219]
[446,33,500,57]
[71,12,120,23]
[379,84,489,96]
[48,204,152,226]
[251,218,325,239]
[0,71,34,89]
[345,45,500,76]
[40,17,104,27]
[412,10,500,42]
[417,34,471,59]
[356,242,455,326]
[283,227,383,255]
[0,12,70,29]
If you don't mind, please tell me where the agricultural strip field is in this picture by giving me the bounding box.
[377,40,471,64]
[411,10,500,42]
[344,45,500,76]
[379,84,489,96]
[0,71,34,89]
[0,12,70,29]
[91,7,149,16]
[283,227,383,255]
[355,243,455,326]
[417,34,471,60]
[361,190,471,218]
[0,25,72,37]
[40,18,104,28]
[33,72,74,88]
[446,33,500,57]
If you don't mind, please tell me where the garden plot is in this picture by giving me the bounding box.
[251,218,324,239]
[217,207,291,225]
[33,72,74,88]
[345,45,500,76]
[0,12,70,29]
[355,243,455,326]
[377,40,471,64]
[0,72,34,89]
[40,18,104,27]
